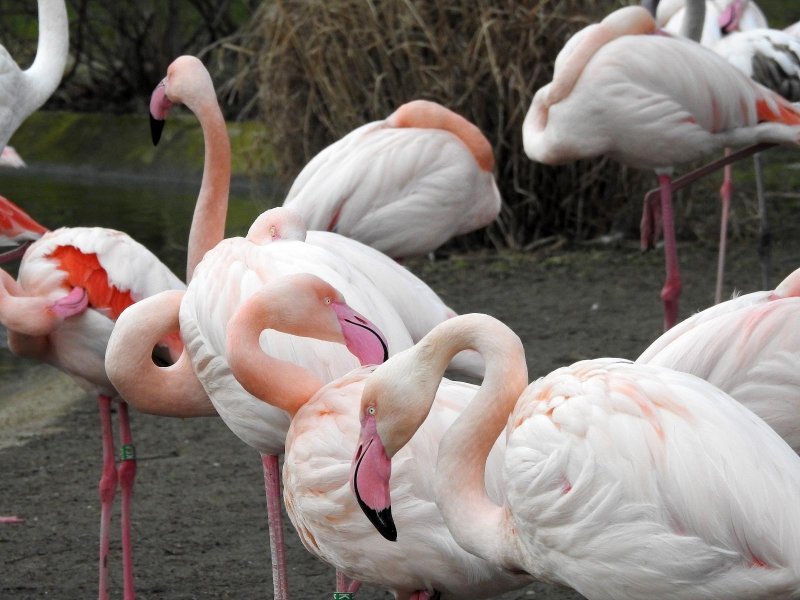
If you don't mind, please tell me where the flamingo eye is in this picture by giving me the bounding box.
[324,297,332,305]
[367,406,376,416]
[269,225,277,237]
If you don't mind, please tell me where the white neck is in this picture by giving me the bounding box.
[409,315,529,569]
[23,0,69,111]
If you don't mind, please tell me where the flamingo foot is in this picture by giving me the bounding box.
[0,516,23,523]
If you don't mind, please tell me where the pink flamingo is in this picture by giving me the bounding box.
[282,99,501,259]
[222,272,531,599]
[637,266,800,450]
[350,313,800,598]
[0,0,68,152]
[522,5,800,330]
[0,202,185,600]
[653,0,767,45]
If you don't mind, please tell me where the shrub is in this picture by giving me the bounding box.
[238,0,645,249]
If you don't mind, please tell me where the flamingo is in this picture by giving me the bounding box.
[0,203,185,600]
[282,99,501,259]
[350,313,800,599]
[0,196,48,262]
[0,0,68,152]
[522,5,800,330]
[216,272,533,599]
[0,54,231,600]
[249,206,485,379]
[649,0,797,298]
[636,266,800,450]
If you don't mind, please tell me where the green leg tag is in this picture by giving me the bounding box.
[333,594,354,600]
[119,444,136,461]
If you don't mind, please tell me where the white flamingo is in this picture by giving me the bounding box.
[350,312,800,599]
[282,99,501,259]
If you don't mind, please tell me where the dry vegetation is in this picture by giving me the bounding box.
[231,0,649,250]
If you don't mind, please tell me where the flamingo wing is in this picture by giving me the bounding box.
[504,359,800,598]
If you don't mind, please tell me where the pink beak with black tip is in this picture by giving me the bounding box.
[149,80,173,146]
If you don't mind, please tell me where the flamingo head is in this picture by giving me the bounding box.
[0,195,48,264]
[350,345,438,542]
[246,207,308,245]
[149,55,214,146]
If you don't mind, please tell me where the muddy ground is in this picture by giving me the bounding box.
[1,206,798,599]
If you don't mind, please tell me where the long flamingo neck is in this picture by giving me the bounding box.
[185,97,231,282]
[226,296,324,417]
[388,100,494,171]
[24,0,69,109]
[0,269,60,337]
[419,315,529,568]
[105,290,216,417]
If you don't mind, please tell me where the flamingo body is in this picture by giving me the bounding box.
[503,359,800,598]
[283,100,501,259]
[637,267,800,450]
[524,26,800,170]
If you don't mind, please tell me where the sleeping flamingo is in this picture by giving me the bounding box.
[637,266,800,450]
[0,0,68,152]
[0,204,185,600]
[219,272,532,599]
[249,206,485,378]
[522,4,800,330]
[282,99,501,259]
[350,313,800,598]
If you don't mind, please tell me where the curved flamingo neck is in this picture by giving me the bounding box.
[105,290,216,417]
[407,314,529,568]
[24,0,69,110]
[226,293,325,417]
[0,269,61,337]
[185,94,231,282]
[387,100,495,172]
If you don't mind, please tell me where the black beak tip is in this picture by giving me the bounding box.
[367,506,397,542]
[150,115,164,146]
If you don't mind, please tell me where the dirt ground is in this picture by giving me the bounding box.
[1,214,798,599]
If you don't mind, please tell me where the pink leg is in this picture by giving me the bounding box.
[117,401,137,600]
[262,454,289,600]
[0,516,23,523]
[97,395,117,600]
[658,175,682,331]
[336,571,362,594]
[715,151,733,304]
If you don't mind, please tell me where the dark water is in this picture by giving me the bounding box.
[0,168,286,383]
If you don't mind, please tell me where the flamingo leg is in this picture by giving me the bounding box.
[658,174,682,330]
[97,395,117,600]
[262,454,289,600]
[753,152,771,290]
[715,150,733,304]
[336,571,362,594]
[117,401,137,600]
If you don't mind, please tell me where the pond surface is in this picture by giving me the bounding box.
[0,167,285,387]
